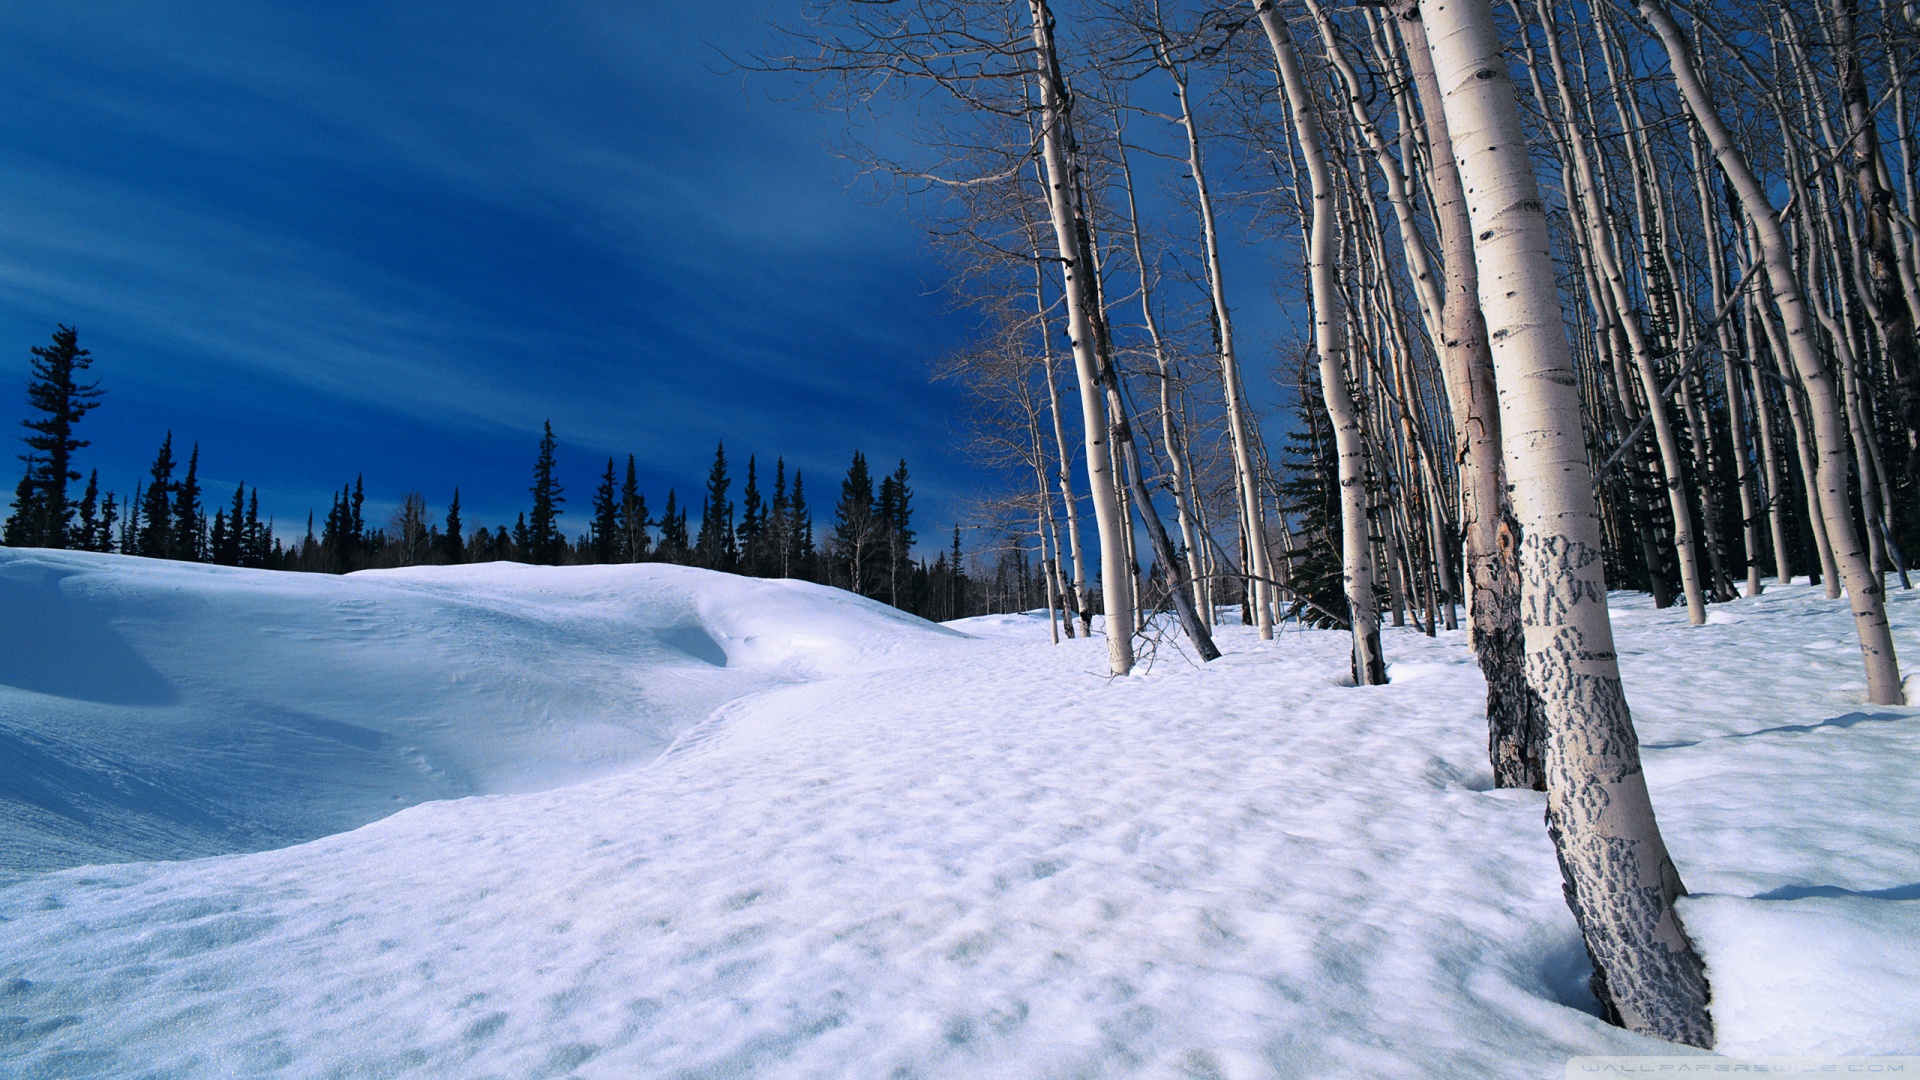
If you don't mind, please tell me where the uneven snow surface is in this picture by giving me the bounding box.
[1,550,1916,1076]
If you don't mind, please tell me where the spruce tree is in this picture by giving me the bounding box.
[512,512,530,559]
[1276,370,1345,628]
[591,457,619,564]
[213,482,245,565]
[322,487,351,572]
[950,525,967,619]
[97,491,119,554]
[137,434,176,558]
[694,441,735,571]
[73,471,102,550]
[658,488,689,563]
[738,454,765,575]
[619,455,649,562]
[788,470,813,579]
[833,451,877,595]
[209,510,230,566]
[526,422,564,564]
[9,325,104,548]
[442,489,464,564]
[878,459,913,606]
[349,476,366,547]
[244,490,263,566]
[124,482,145,555]
[770,457,790,576]
[170,443,203,561]
[3,462,37,546]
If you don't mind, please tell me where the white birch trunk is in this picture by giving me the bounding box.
[1255,0,1386,684]
[1395,2,1540,784]
[1028,0,1132,674]
[1423,0,1713,1044]
[1159,72,1276,638]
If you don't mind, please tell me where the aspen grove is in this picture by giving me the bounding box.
[767,0,1920,1046]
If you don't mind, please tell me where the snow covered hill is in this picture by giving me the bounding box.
[1,549,1916,1075]
[0,549,953,880]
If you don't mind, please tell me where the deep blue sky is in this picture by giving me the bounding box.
[0,2,1309,550]
[0,2,987,541]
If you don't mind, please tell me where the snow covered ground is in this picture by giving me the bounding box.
[1,549,1915,1076]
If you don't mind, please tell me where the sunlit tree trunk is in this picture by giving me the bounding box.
[1395,2,1540,782]
[1159,55,1276,640]
[1029,0,1132,674]
[1255,0,1385,683]
[1424,0,1713,1044]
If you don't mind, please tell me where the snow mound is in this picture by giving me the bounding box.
[0,549,954,879]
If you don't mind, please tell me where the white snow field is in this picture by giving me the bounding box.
[0,549,1915,1076]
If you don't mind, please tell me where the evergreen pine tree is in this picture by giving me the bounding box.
[833,451,877,595]
[443,489,464,564]
[322,487,350,572]
[8,325,104,548]
[951,525,966,616]
[213,482,245,565]
[591,457,619,564]
[72,470,101,550]
[512,512,530,559]
[738,454,765,575]
[526,422,564,564]
[244,490,263,566]
[170,443,203,561]
[349,476,366,547]
[3,461,37,547]
[694,441,736,571]
[98,491,119,554]
[770,457,790,577]
[789,470,814,579]
[659,488,689,563]
[877,459,913,606]
[619,455,649,562]
[124,482,144,555]
[137,434,176,558]
[1275,367,1345,628]
[209,510,230,566]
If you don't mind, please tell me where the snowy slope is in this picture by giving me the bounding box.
[0,549,952,880]
[1,553,1916,1076]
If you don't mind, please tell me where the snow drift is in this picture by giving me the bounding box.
[0,549,954,880]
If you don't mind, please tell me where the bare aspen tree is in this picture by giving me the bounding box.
[1254,0,1386,684]
[1153,41,1278,640]
[1029,0,1135,674]
[1113,132,1210,623]
[1422,0,1713,1044]
[1641,0,1904,705]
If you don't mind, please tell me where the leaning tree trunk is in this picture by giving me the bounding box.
[1395,1,1541,786]
[1255,0,1386,684]
[1029,0,1132,675]
[1641,0,1903,705]
[1163,56,1277,640]
[1423,0,1713,1045]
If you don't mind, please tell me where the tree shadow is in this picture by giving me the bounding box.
[1752,882,1920,901]
[1642,711,1909,750]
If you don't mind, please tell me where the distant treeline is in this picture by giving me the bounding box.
[4,326,1051,621]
